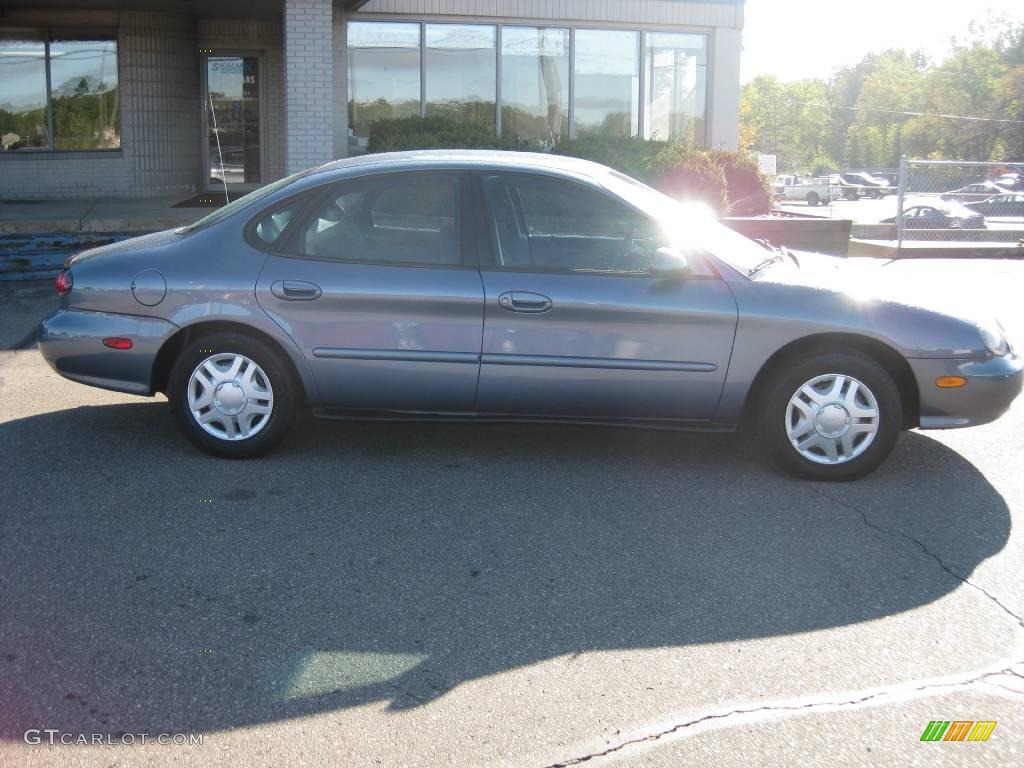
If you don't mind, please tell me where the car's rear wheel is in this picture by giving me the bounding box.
[168,332,296,458]
[806,192,820,207]
[758,350,902,481]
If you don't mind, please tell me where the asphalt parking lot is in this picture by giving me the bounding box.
[2,262,1024,767]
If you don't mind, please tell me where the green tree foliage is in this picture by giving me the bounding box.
[740,18,1024,170]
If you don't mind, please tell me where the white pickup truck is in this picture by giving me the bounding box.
[772,175,842,207]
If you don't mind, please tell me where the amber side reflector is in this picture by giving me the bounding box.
[102,337,133,350]
[936,376,967,388]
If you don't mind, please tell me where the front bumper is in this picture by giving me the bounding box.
[910,353,1024,429]
[37,309,178,396]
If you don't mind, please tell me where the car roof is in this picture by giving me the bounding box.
[312,150,613,180]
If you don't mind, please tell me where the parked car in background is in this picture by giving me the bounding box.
[830,174,867,200]
[841,172,893,198]
[993,173,1024,191]
[872,172,899,187]
[210,148,247,186]
[37,150,1023,481]
[882,202,986,229]
[941,182,1012,203]
[773,176,842,207]
[966,193,1024,219]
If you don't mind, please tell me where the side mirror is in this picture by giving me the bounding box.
[650,246,691,275]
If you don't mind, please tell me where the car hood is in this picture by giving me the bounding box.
[754,251,993,325]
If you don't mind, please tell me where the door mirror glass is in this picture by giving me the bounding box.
[650,246,690,275]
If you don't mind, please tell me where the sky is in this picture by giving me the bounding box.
[740,0,1024,84]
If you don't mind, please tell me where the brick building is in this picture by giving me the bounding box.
[0,0,745,200]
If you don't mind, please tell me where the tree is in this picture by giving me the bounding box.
[740,19,1024,169]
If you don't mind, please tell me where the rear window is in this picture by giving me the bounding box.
[178,169,314,233]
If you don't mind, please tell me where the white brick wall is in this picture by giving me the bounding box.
[284,0,335,174]
[121,12,202,196]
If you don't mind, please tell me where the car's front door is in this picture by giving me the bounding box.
[473,172,738,421]
[255,172,484,412]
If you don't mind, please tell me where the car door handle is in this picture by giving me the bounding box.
[498,291,552,313]
[271,280,322,301]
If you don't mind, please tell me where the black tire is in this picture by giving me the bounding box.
[757,349,902,481]
[168,332,297,459]
[806,192,820,207]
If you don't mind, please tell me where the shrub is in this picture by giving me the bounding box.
[656,153,729,212]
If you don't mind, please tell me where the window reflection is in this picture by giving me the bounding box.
[0,32,118,151]
[50,37,119,149]
[644,32,707,146]
[425,24,496,129]
[573,30,639,138]
[500,27,569,148]
[348,21,421,155]
[0,34,50,149]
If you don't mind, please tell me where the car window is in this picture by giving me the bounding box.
[480,174,665,273]
[295,175,461,266]
[251,196,309,246]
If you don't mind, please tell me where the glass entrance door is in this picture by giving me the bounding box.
[204,55,262,192]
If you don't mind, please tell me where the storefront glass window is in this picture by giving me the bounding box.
[500,27,569,148]
[0,31,119,151]
[573,29,640,138]
[348,21,421,155]
[643,32,707,146]
[425,24,496,129]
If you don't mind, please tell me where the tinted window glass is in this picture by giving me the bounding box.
[298,175,461,266]
[481,174,663,273]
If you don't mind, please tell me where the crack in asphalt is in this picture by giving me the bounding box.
[544,486,1024,767]
[813,486,1024,628]
[543,663,1024,767]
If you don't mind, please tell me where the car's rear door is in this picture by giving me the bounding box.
[255,171,484,412]
[472,172,737,421]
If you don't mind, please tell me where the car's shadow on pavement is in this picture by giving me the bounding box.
[0,402,1010,737]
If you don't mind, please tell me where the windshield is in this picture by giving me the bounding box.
[602,171,773,275]
[177,169,314,233]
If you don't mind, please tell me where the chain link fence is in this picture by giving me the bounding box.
[896,159,1024,251]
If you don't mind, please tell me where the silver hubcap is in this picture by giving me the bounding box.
[785,374,879,465]
[187,353,274,441]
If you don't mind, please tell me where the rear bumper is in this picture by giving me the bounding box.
[910,353,1024,429]
[37,309,178,396]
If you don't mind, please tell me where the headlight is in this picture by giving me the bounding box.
[978,321,1010,357]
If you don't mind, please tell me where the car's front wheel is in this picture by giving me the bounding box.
[168,332,296,458]
[758,350,902,481]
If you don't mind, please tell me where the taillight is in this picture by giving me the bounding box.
[55,269,73,296]
[102,337,133,350]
